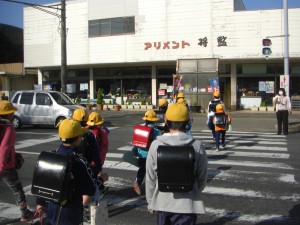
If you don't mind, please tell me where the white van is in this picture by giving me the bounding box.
[11,90,83,128]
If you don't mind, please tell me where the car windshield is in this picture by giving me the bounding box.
[50,92,75,105]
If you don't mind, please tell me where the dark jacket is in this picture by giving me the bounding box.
[37,145,96,225]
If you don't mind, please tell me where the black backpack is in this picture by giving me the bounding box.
[76,132,92,163]
[157,145,195,193]
[31,151,76,206]
[214,112,227,126]
[208,100,221,113]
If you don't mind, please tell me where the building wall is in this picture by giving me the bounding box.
[24,0,300,68]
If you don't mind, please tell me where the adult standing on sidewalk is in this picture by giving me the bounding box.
[273,88,292,135]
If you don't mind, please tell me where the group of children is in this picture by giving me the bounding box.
[0,100,110,224]
[1,91,228,224]
[207,91,231,151]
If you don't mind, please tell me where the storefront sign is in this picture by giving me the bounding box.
[198,36,228,47]
[144,40,190,50]
[158,89,166,96]
[159,83,168,89]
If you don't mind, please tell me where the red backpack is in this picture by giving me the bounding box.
[91,127,109,166]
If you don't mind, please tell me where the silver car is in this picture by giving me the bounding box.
[11,90,83,128]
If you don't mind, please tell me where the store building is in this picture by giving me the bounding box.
[23,0,300,109]
[0,24,37,98]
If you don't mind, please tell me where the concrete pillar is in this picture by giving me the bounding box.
[38,69,43,85]
[230,63,237,110]
[89,68,94,99]
[151,65,157,106]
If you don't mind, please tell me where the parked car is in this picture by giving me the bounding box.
[10,90,83,128]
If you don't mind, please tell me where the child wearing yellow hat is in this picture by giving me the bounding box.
[132,110,160,195]
[146,104,207,225]
[0,101,38,222]
[36,119,105,225]
[213,104,231,151]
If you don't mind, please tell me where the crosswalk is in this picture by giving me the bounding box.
[0,129,299,224]
[102,130,299,224]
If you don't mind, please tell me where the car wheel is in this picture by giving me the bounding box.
[12,116,22,128]
[55,116,66,128]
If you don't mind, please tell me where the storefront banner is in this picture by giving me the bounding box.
[171,74,183,102]
[259,81,266,92]
[209,77,220,93]
[265,81,274,94]
[280,75,289,96]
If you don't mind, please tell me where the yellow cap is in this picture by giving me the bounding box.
[165,104,189,122]
[213,92,220,98]
[159,99,168,107]
[143,110,159,121]
[0,100,17,115]
[176,98,186,105]
[216,104,224,112]
[58,119,89,140]
[86,112,104,126]
[72,108,88,122]
[176,92,185,99]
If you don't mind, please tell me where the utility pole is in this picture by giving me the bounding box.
[283,0,290,96]
[61,0,67,93]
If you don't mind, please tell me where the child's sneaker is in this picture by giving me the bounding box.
[20,209,38,222]
[133,181,141,195]
[221,144,226,149]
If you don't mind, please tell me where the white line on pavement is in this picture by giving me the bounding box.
[15,137,59,149]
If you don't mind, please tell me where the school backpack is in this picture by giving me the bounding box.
[208,100,221,113]
[31,151,76,205]
[90,127,109,166]
[157,145,195,192]
[132,125,154,149]
[213,112,227,126]
[76,132,93,163]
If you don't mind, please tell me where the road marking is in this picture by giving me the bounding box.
[209,159,294,170]
[205,150,290,159]
[15,137,59,149]
[205,145,287,151]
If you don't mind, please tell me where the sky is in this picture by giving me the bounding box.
[0,0,300,28]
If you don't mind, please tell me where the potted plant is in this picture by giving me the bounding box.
[114,103,121,111]
[96,88,105,111]
[86,97,92,110]
[75,96,81,105]
[259,101,267,111]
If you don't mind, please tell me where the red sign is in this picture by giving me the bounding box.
[158,89,166,96]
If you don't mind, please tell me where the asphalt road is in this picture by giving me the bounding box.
[1,110,300,225]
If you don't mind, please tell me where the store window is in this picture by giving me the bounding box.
[89,17,135,37]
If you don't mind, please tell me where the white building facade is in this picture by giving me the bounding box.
[24,0,300,109]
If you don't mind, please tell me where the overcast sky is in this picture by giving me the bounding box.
[0,0,299,28]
